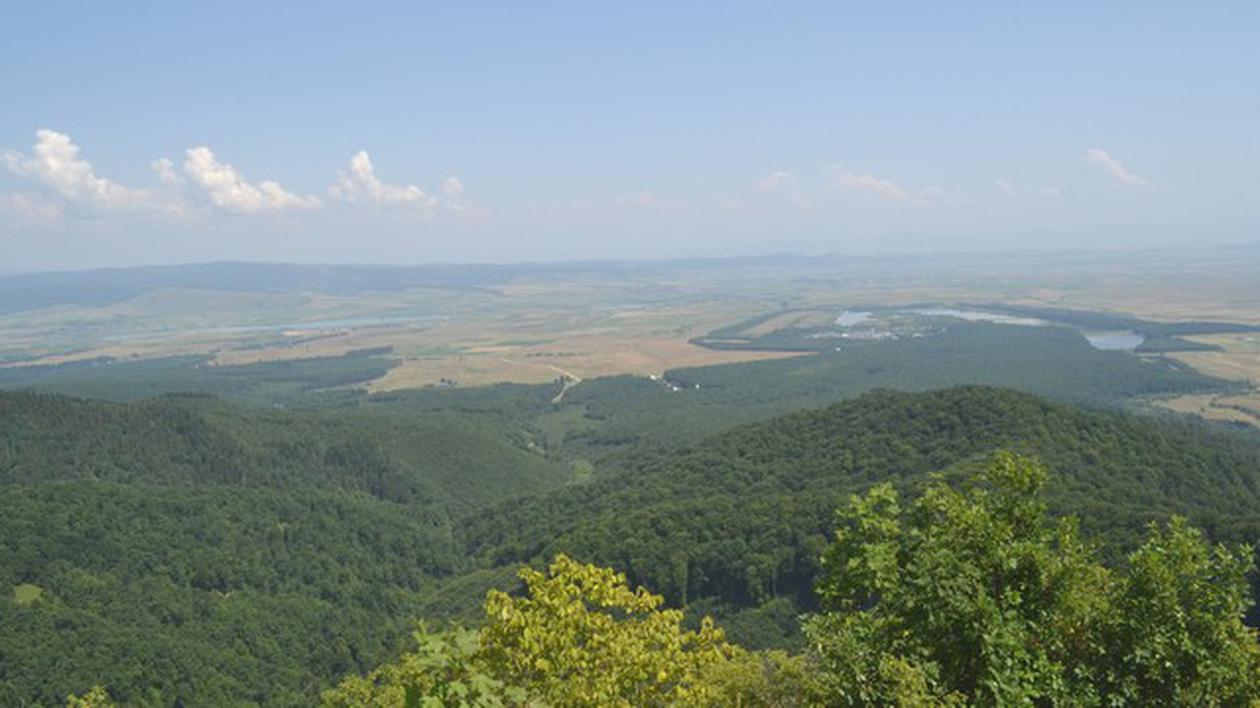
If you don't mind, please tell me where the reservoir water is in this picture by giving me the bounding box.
[1083,331,1145,351]
[906,308,1049,327]
[907,308,1146,351]
[835,310,873,327]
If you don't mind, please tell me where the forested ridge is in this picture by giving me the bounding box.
[460,387,1260,641]
[0,390,569,508]
[5,386,1260,704]
[0,390,570,706]
[322,455,1260,706]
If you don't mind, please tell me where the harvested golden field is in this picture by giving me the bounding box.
[1169,334,1260,384]
[1157,393,1260,428]
[741,310,836,336]
[367,355,563,390]
[1156,334,1260,428]
[367,335,805,391]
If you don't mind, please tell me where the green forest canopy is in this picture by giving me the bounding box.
[6,385,1260,704]
[321,454,1260,706]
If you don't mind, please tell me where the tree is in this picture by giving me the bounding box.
[322,624,522,708]
[805,451,1260,705]
[65,686,114,708]
[322,555,776,707]
[1098,517,1260,703]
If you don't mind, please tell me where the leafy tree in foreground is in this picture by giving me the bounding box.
[328,452,1260,706]
[322,555,794,706]
[321,623,521,707]
[65,685,114,707]
[806,452,1260,705]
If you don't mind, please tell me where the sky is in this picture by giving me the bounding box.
[1,1,1258,272]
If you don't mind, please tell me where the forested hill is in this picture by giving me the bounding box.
[461,386,1260,640]
[6,385,1260,704]
[0,390,569,509]
[0,389,572,706]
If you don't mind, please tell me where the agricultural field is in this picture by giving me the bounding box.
[368,335,805,391]
[1158,393,1260,428]
[2,250,1259,400]
[1157,333,1260,427]
[1171,333,1260,383]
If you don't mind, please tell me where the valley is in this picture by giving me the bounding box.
[3,252,1260,705]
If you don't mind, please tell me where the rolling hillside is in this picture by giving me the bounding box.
[5,386,1260,704]
[461,387,1260,643]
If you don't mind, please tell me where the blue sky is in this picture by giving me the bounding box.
[2,2,1257,271]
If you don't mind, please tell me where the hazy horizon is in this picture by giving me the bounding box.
[3,238,1260,279]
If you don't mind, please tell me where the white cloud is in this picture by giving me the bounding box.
[4,130,483,226]
[183,146,320,215]
[442,176,466,201]
[330,150,435,209]
[0,192,64,227]
[756,170,794,191]
[831,168,909,200]
[3,129,154,212]
[441,177,468,214]
[996,178,1017,195]
[151,157,184,186]
[329,150,472,217]
[755,169,809,207]
[760,166,957,208]
[1083,148,1147,186]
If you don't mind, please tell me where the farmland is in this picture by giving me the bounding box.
[1,250,1258,411]
[1156,333,1260,427]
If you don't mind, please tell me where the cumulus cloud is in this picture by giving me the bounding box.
[441,176,469,214]
[758,166,959,208]
[329,150,472,217]
[442,176,466,201]
[831,168,909,201]
[3,130,485,226]
[0,192,64,227]
[3,129,154,212]
[151,157,184,186]
[755,170,809,207]
[1083,148,1147,186]
[182,146,320,215]
[756,170,794,191]
[330,150,434,208]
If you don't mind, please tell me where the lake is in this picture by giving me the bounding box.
[1083,331,1146,351]
[835,310,873,326]
[906,308,1049,327]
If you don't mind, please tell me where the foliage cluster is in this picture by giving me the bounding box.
[807,452,1260,704]
[327,455,1260,706]
[464,387,1260,623]
[323,555,797,707]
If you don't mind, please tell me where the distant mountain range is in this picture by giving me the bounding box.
[2,243,1257,316]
